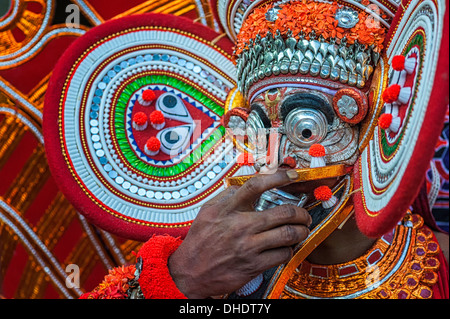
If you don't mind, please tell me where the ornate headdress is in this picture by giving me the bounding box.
[43,0,448,281]
[234,1,386,97]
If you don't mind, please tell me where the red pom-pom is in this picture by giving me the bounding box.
[283,156,297,168]
[237,152,254,166]
[314,186,333,201]
[133,112,147,125]
[378,113,393,130]
[146,137,161,152]
[392,55,406,71]
[142,89,156,102]
[382,84,401,103]
[308,144,325,157]
[149,110,165,124]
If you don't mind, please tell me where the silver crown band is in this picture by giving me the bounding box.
[236,30,381,98]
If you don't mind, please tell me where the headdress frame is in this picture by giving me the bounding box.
[43,13,239,241]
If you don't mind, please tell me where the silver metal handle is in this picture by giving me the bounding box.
[254,188,308,211]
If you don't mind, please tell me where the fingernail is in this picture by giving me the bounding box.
[286,169,299,181]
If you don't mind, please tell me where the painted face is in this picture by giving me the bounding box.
[227,85,368,172]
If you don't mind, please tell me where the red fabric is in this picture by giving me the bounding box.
[82,0,162,21]
[137,235,187,299]
[0,130,38,196]
[81,231,447,299]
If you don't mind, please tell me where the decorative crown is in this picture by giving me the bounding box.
[234,1,387,97]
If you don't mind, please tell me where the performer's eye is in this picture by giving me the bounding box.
[284,108,328,148]
[280,93,334,124]
[280,92,334,148]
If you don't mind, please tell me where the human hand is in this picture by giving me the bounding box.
[168,169,312,298]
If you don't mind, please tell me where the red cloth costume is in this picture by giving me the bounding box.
[81,213,449,299]
[37,0,449,301]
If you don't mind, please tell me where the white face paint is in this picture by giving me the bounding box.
[246,86,360,171]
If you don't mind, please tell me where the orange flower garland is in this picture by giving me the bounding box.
[235,1,386,55]
[80,264,136,299]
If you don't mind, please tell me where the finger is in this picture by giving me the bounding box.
[254,247,294,271]
[232,169,299,208]
[252,224,310,252]
[255,205,312,232]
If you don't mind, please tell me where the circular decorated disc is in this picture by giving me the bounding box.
[353,0,449,237]
[44,14,241,241]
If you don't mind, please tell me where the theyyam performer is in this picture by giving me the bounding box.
[43,0,449,299]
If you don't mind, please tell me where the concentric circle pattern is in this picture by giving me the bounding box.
[44,14,244,240]
[353,0,449,237]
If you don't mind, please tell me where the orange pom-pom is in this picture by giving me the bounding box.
[149,110,165,124]
[382,84,401,103]
[392,55,406,71]
[237,152,254,166]
[142,89,156,102]
[133,112,147,125]
[145,137,161,152]
[308,144,325,157]
[314,186,333,201]
[378,113,393,130]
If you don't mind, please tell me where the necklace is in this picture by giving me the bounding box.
[281,213,441,299]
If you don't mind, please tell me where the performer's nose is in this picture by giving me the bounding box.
[260,129,281,174]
